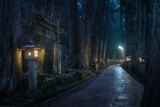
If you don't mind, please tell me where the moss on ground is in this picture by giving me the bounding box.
[4,71,96,107]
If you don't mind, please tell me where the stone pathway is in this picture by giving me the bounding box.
[39,65,143,107]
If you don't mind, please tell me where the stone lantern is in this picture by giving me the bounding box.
[21,41,40,90]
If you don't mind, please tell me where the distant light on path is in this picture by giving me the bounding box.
[118,45,124,51]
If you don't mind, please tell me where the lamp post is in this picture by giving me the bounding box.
[118,45,124,51]
[118,45,125,59]
[21,41,40,90]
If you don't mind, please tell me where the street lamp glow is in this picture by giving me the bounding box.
[118,45,124,51]
[118,45,125,59]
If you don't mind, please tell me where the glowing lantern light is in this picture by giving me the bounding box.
[20,41,41,90]
[28,52,32,56]
[34,50,39,57]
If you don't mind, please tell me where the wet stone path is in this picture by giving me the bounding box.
[39,65,143,107]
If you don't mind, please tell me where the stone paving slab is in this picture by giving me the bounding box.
[39,65,143,107]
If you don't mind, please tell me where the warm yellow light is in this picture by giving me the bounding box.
[28,52,32,56]
[34,50,38,57]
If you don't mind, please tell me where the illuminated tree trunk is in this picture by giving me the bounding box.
[84,0,94,68]
[91,0,106,70]
[54,0,62,75]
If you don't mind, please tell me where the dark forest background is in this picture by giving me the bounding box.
[0,0,160,107]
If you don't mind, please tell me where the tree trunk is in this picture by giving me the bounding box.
[69,0,81,69]
[142,0,160,106]
[0,0,21,93]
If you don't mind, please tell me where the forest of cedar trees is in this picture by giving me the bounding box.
[0,0,160,107]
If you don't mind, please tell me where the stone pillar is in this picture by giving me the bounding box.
[53,42,58,73]
[58,44,62,75]
[28,60,38,90]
